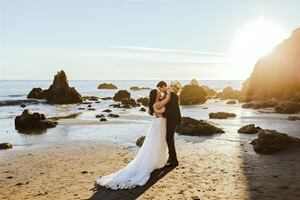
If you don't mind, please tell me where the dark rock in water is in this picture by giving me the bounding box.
[108,114,120,118]
[175,117,225,136]
[0,143,13,149]
[20,104,26,108]
[15,109,57,132]
[287,116,300,121]
[113,90,131,101]
[250,129,300,154]
[102,109,112,113]
[0,99,40,107]
[130,86,141,90]
[252,99,278,109]
[83,96,99,101]
[136,136,145,147]
[88,104,92,108]
[27,87,45,99]
[109,103,121,108]
[88,108,96,111]
[227,100,237,104]
[209,112,236,119]
[98,83,117,89]
[137,97,149,107]
[122,98,140,107]
[27,70,83,104]
[121,104,131,109]
[81,102,92,104]
[216,86,241,99]
[78,108,85,110]
[95,101,100,103]
[44,70,83,104]
[96,114,105,118]
[141,87,152,90]
[100,118,107,121]
[238,124,262,134]
[140,107,146,112]
[241,103,254,108]
[101,97,112,100]
[180,85,207,105]
[240,28,300,101]
[275,102,300,114]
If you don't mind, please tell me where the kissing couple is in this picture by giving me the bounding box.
[95,81,182,190]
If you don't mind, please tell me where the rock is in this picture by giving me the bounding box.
[209,112,236,119]
[113,90,131,101]
[275,102,300,114]
[102,109,112,113]
[227,100,237,104]
[78,108,85,110]
[121,98,139,107]
[190,79,199,86]
[240,28,300,101]
[0,99,39,107]
[101,97,112,100]
[238,95,252,102]
[20,104,26,108]
[108,114,119,118]
[252,99,278,109]
[216,86,240,99]
[179,85,207,105]
[136,136,146,147]
[241,103,254,108]
[287,116,300,121]
[83,96,99,101]
[140,107,146,112]
[95,101,100,103]
[98,83,117,89]
[200,85,211,91]
[137,97,149,107]
[130,86,141,90]
[238,124,262,134]
[88,104,92,108]
[121,104,131,109]
[27,87,45,99]
[95,114,105,118]
[141,87,152,90]
[206,89,217,97]
[291,92,300,103]
[109,103,121,108]
[250,129,300,154]
[0,143,13,149]
[88,108,96,111]
[175,117,225,136]
[100,118,107,121]
[15,109,58,132]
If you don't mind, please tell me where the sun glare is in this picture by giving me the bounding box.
[233,20,288,77]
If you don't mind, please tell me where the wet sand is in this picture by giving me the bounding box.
[1,136,300,200]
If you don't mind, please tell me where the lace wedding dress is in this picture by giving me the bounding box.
[95,106,169,190]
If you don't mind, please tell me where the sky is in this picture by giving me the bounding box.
[1,0,299,80]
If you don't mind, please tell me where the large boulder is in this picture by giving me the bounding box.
[190,79,199,86]
[175,117,225,136]
[27,88,45,99]
[216,86,241,99]
[240,28,300,101]
[179,85,207,105]
[199,85,217,97]
[275,102,300,114]
[130,86,141,90]
[209,112,236,119]
[98,83,117,89]
[0,143,13,149]
[250,129,300,154]
[113,90,131,101]
[252,99,278,109]
[121,98,140,107]
[15,109,58,132]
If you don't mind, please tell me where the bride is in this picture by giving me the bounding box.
[95,89,171,190]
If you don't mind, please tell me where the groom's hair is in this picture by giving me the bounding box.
[156,81,167,88]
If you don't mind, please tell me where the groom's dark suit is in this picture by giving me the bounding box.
[162,92,181,164]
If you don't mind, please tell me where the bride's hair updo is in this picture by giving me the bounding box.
[148,89,158,116]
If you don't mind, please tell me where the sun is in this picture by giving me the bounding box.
[233,20,288,77]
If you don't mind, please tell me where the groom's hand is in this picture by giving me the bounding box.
[154,111,161,118]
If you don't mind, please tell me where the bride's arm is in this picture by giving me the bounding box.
[153,93,171,110]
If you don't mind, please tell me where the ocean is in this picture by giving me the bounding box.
[0,80,299,155]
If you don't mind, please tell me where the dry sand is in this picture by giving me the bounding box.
[1,136,300,200]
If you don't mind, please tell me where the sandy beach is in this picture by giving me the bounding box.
[1,131,300,200]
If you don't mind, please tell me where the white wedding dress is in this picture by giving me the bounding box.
[95,106,169,190]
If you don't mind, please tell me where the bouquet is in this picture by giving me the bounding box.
[167,81,182,95]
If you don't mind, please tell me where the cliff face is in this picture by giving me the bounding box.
[241,28,300,100]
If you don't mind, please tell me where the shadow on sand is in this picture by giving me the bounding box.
[89,166,176,200]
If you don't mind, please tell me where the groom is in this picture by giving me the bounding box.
[156,81,182,167]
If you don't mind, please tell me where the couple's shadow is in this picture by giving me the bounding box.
[89,166,176,200]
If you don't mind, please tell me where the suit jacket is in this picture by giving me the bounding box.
[162,92,182,126]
